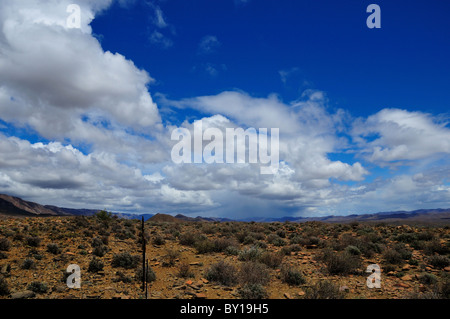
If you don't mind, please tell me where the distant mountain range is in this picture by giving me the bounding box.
[1,193,450,224]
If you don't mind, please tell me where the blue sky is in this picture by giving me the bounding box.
[92,0,450,116]
[0,0,449,218]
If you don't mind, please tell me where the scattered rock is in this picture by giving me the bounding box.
[284,292,292,299]
[195,293,207,299]
[401,275,413,281]
[11,290,36,299]
[394,282,409,288]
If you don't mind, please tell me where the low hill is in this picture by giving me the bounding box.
[148,213,183,223]
[0,194,59,217]
[1,193,449,225]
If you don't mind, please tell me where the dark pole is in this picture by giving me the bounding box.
[145,259,149,299]
[142,216,146,291]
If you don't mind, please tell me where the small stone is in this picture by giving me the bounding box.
[401,275,413,281]
[284,293,292,299]
[339,285,349,292]
[444,266,450,272]
[11,290,36,299]
[53,285,67,293]
[195,293,207,299]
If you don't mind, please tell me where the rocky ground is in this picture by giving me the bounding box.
[0,214,449,299]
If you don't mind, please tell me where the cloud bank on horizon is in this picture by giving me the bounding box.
[0,0,449,218]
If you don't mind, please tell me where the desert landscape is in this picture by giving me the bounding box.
[0,206,449,300]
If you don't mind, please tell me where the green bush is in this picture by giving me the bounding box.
[162,249,180,267]
[178,232,200,246]
[136,266,156,283]
[205,261,238,286]
[304,280,345,299]
[0,237,11,251]
[47,243,61,255]
[239,262,270,286]
[419,273,438,285]
[238,284,268,299]
[112,252,140,269]
[238,246,262,262]
[21,258,36,270]
[152,235,165,246]
[177,262,194,278]
[0,276,9,296]
[95,210,112,222]
[259,251,284,269]
[26,236,41,247]
[27,281,48,294]
[428,255,450,269]
[92,245,108,257]
[113,271,133,283]
[345,245,361,256]
[424,239,449,256]
[320,249,361,275]
[224,245,240,256]
[88,257,104,273]
[280,265,306,286]
[383,248,403,265]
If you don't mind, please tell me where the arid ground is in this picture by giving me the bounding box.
[0,213,449,299]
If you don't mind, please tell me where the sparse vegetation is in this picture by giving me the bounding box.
[88,257,104,273]
[0,276,9,296]
[206,261,238,286]
[25,236,41,247]
[0,215,449,299]
[238,284,268,299]
[27,281,48,294]
[280,265,306,286]
[239,262,270,286]
[319,249,361,275]
[136,265,156,283]
[0,237,11,251]
[304,280,345,299]
[47,243,61,255]
[21,258,36,270]
[112,252,140,269]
